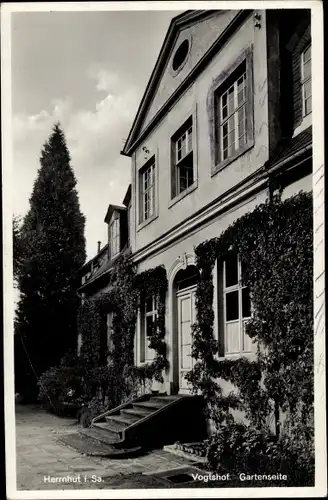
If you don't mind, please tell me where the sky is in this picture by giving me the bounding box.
[11,9,181,260]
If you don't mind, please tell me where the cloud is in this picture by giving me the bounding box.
[12,69,139,260]
[90,68,121,94]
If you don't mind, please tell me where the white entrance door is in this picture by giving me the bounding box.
[177,286,196,393]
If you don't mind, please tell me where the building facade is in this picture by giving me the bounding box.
[80,9,312,396]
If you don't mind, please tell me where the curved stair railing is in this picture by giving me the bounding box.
[117,397,184,443]
[91,393,151,426]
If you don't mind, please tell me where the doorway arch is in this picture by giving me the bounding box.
[169,258,200,394]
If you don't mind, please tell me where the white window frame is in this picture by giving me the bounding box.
[172,118,194,197]
[301,43,312,117]
[223,255,252,356]
[219,70,247,163]
[140,295,157,363]
[109,212,120,258]
[140,159,156,223]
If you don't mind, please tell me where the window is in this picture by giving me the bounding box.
[208,48,254,175]
[140,295,157,363]
[110,212,120,258]
[139,157,156,224]
[222,254,252,355]
[217,63,247,163]
[172,39,190,72]
[171,117,194,199]
[301,44,311,116]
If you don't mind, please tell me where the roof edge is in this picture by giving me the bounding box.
[104,203,127,224]
[121,9,221,157]
[78,243,109,272]
[121,9,251,157]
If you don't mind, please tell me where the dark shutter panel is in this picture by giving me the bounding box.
[280,47,294,139]
[119,211,128,251]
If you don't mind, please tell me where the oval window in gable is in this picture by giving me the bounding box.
[172,39,190,72]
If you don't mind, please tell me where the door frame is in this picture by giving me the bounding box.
[176,284,197,394]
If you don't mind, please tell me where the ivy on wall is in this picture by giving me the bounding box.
[185,192,313,435]
[133,266,169,383]
[77,255,169,405]
[77,190,313,459]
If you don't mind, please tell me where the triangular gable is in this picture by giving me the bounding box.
[140,10,238,134]
[121,9,243,157]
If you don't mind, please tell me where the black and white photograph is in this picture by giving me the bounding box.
[2,1,326,498]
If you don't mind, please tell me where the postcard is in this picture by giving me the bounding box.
[2,1,326,498]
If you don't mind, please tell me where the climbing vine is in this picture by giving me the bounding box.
[185,192,313,436]
[133,266,169,383]
[77,255,169,406]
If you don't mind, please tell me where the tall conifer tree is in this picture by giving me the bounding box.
[15,123,86,399]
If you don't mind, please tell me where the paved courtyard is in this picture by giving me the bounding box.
[15,404,199,490]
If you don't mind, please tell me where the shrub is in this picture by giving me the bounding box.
[37,352,82,415]
[76,364,147,428]
[272,407,315,486]
[78,397,108,428]
[207,423,275,474]
[207,420,314,486]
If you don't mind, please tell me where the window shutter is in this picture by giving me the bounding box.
[120,210,128,250]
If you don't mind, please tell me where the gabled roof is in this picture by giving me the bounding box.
[104,203,126,224]
[78,257,112,291]
[120,9,225,157]
[78,245,132,292]
[78,243,109,273]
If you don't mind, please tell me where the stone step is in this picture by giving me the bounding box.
[151,395,182,404]
[106,414,138,427]
[92,421,124,440]
[132,400,168,411]
[70,427,142,458]
[121,407,153,420]
[79,426,121,445]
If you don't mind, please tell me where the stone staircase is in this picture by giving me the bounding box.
[79,393,207,452]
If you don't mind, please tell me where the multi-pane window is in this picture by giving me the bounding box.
[172,117,194,198]
[140,295,157,363]
[223,253,252,355]
[110,213,120,257]
[217,65,247,162]
[301,44,311,116]
[140,158,156,223]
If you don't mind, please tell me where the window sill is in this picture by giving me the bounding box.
[211,140,254,178]
[137,213,158,232]
[138,360,155,366]
[168,182,198,209]
[293,113,312,138]
[217,351,254,361]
